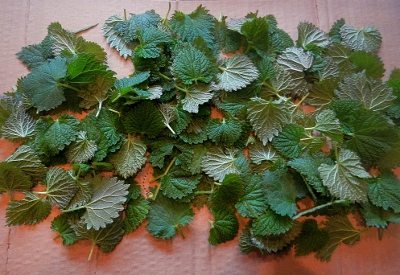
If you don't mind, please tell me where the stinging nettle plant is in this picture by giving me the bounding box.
[1,4,400,261]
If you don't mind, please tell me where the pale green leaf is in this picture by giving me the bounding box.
[67,131,98,163]
[201,148,240,182]
[276,47,314,72]
[249,141,278,165]
[0,162,33,194]
[103,15,132,58]
[44,167,78,209]
[368,171,400,213]
[318,149,370,202]
[314,109,343,142]
[2,107,37,141]
[181,83,214,113]
[340,24,382,53]
[297,21,331,49]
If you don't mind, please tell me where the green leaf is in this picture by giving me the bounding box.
[67,53,114,84]
[208,207,239,246]
[68,174,129,230]
[212,173,244,206]
[67,177,93,209]
[335,72,395,112]
[316,215,361,261]
[217,54,259,92]
[51,214,78,245]
[180,83,214,113]
[263,168,298,217]
[297,21,331,49]
[103,15,132,58]
[5,145,47,181]
[241,17,269,52]
[122,101,165,138]
[201,148,241,182]
[288,152,333,195]
[16,42,53,70]
[33,114,79,156]
[272,124,305,158]
[253,210,294,236]
[109,138,147,179]
[349,51,385,78]
[313,109,343,142]
[329,18,345,43]
[172,44,216,85]
[43,168,78,209]
[2,107,37,141]
[67,131,98,163]
[325,43,354,77]
[18,56,67,111]
[205,118,242,146]
[361,202,400,228]
[276,47,314,72]
[146,192,194,239]
[47,22,82,55]
[169,5,215,48]
[161,170,201,200]
[235,174,267,218]
[135,28,172,58]
[249,141,278,165]
[247,97,291,145]
[318,149,370,203]
[74,217,124,254]
[368,171,400,213]
[295,219,329,256]
[0,162,33,194]
[340,24,382,52]
[269,65,305,95]
[6,192,52,225]
[124,195,149,234]
[331,101,399,162]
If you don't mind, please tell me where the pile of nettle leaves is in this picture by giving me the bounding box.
[1,5,400,261]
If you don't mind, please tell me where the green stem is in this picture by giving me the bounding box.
[176,225,185,239]
[57,83,81,93]
[193,190,215,196]
[88,242,95,261]
[123,9,127,21]
[161,2,171,26]
[61,204,87,213]
[174,84,188,93]
[304,181,318,203]
[158,72,171,81]
[74,23,99,34]
[246,202,259,219]
[262,82,281,98]
[292,199,348,220]
[150,156,177,200]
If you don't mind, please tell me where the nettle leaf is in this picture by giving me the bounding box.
[205,118,242,146]
[318,149,370,202]
[288,152,333,195]
[5,145,47,181]
[47,22,82,55]
[295,219,329,256]
[316,215,361,261]
[67,177,93,209]
[217,54,259,92]
[74,218,124,254]
[103,15,132,58]
[331,101,399,162]
[73,174,129,230]
[249,141,278,165]
[276,47,314,72]
[212,173,244,206]
[67,131,98,164]
[122,100,164,138]
[16,42,53,70]
[201,148,241,182]
[33,114,79,156]
[313,109,343,142]
[169,5,215,47]
[180,83,214,113]
[235,174,267,218]
[241,17,269,52]
[335,71,395,112]
[269,65,305,95]
[44,168,78,209]
[329,18,345,43]
[6,192,52,225]
[146,192,194,239]
[368,171,400,213]
[325,43,354,76]
[124,195,149,234]
[160,170,202,200]
[253,210,294,236]
[2,107,37,141]
[272,124,305,159]
[51,214,78,246]
[306,80,336,111]
[172,44,216,85]
[18,56,67,111]
[263,168,298,217]
[297,21,331,49]
[110,138,147,179]
[208,207,239,246]
[340,24,382,53]
[361,202,400,228]
[0,162,33,194]
[349,51,385,78]
[135,27,172,59]
[247,97,291,145]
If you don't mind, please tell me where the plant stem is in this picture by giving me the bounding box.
[158,72,171,81]
[57,83,81,93]
[150,156,177,200]
[88,242,95,261]
[174,84,188,93]
[74,23,99,35]
[176,225,185,239]
[61,204,86,213]
[292,199,348,220]
[193,190,215,195]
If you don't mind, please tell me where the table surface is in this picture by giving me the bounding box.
[1,1,400,274]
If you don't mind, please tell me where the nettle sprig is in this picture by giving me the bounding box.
[1,4,400,261]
